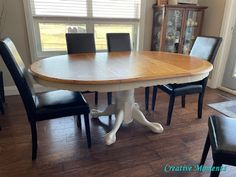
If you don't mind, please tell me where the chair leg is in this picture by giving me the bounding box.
[0,97,4,114]
[95,92,98,105]
[181,95,185,108]
[0,71,5,103]
[145,87,149,110]
[107,92,112,119]
[167,95,175,126]
[30,122,38,160]
[77,115,81,129]
[152,86,158,111]
[198,92,204,119]
[210,162,222,177]
[200,134,210,165]
[84,114,91,148]
[107,92,112,105]
[0,72,5,114]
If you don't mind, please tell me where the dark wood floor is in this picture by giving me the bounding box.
[0,87,235,177]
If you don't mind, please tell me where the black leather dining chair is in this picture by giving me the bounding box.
[66,33,96,53]
[107,32,150,110]
[107,33,131,52]
[106,33,133,106]
[66,33,112,107]
[200,115,236,177]
[0,38,91,160]
[66,33,98,104]
[150,36,222,125]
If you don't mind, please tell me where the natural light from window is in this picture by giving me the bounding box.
[39,23,86,51]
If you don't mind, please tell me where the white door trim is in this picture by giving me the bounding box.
[209,0,236,88]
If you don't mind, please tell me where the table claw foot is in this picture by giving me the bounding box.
[105,109,124,145]
[132,104,164,134]
[90,105,115,118]
[90,109,101,118]
[147,122,164,133]
[105,133,116,145]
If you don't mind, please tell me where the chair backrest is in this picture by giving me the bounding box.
[65,33,96,54]
[0,38,36,118]
[106,33,131,52]
[190,36,222,64]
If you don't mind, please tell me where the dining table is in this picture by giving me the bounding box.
[30,51,213,145]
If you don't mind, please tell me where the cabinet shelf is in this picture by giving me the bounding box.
[186,25,199,27]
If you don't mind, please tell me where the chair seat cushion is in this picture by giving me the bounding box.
[159,84,203,96]
[209,115,236,155]
[34,90,89,120]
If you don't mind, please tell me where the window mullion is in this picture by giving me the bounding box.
[86,0,94,33]
[87,0,93,17]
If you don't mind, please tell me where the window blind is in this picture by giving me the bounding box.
[92,0,140,19]
[31,0,87,17]
[31,0,141,19]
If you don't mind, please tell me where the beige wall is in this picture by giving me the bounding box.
[0,0,31,86]
[198,0,226,36]
[143,0,156,50]
[0,0,226,88]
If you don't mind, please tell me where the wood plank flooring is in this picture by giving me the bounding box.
[0,87,235,177]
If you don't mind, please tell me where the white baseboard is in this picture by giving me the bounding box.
[218,86,236,96]
[4,84,52,96]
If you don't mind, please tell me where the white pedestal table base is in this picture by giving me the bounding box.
[90,89,164,145]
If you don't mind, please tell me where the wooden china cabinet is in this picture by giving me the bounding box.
[151,4,207,54]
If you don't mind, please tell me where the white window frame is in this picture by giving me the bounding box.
[23,0,146,61]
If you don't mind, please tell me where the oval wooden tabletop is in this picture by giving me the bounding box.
[30,51,213,85]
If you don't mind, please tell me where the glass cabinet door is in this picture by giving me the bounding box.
[152,8,164,51]
[151,5,207,54]
[182,10,203,54]
[164,9,183,53]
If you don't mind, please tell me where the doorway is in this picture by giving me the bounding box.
[222,19,236,90]
[210,0,236,91]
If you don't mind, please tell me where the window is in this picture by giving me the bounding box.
[39,23,86,52]
[94,24,136,50]
[24,0,142,59]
